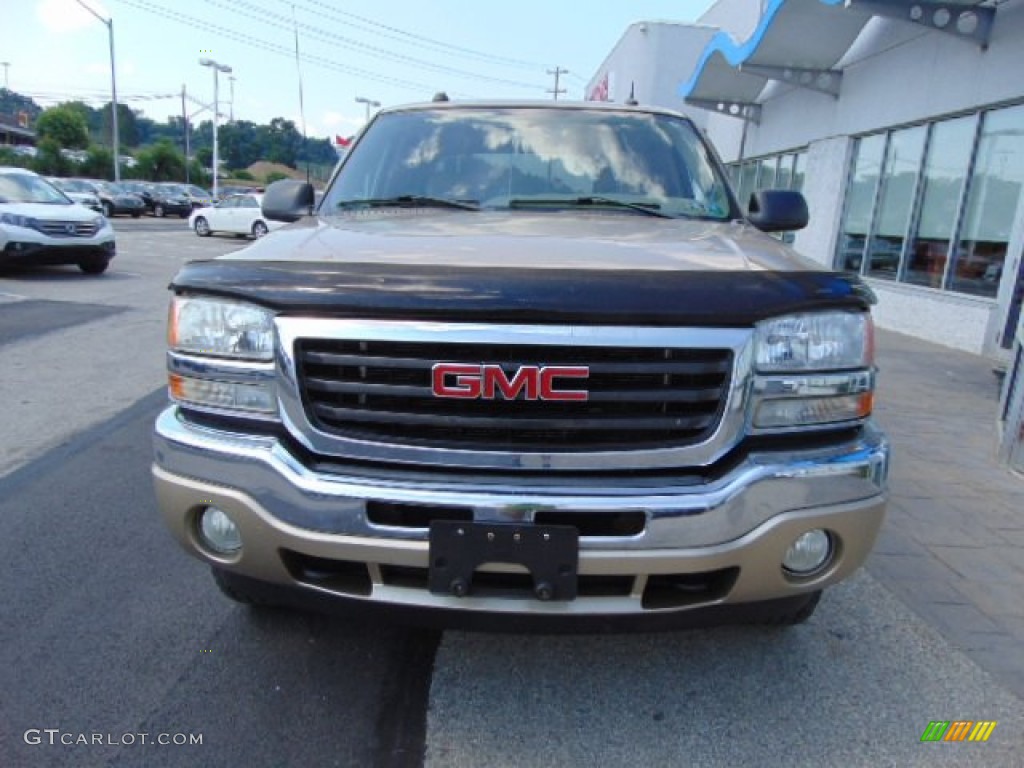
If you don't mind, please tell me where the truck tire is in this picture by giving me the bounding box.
[762,590,821,626]
[211,568,272,607]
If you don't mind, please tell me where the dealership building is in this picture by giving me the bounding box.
[587,0,1024,360]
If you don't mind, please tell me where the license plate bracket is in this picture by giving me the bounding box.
[428,521,579,601]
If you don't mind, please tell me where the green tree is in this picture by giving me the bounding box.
[30,138,72,176]
[265,170,289,184]
[60,101,101,141]
[99,102,140,148]
[135,139,186,181]
[35,106,90,149]
[195,146,213,168]
[81,145,115,180]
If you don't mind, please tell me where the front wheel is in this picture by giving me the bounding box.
[193,217,211,237]
[131,212,141,218]
[211,568,276,608]
[252,220,269,238]
[79,257,109,275]
[762,590,821,626]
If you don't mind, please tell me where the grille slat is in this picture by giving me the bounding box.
[35,221,99,238]
[297,338,732,451]
[305,376,723,403]
[312,403,716,431]
[302,350,731,375]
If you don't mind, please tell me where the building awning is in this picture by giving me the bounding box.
[0,119,36,141]
[680,0,995,121]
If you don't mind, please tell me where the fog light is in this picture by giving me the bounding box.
[198,506,242,554]
[783,529,831,575]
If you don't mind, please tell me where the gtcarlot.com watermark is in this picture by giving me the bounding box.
[24,729,203,747]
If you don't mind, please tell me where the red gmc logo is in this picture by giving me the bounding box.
[431,363,590,401]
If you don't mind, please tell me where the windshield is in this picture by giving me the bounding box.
[187,185,210,197]
[0,173,71,205]
[325,107,734,220]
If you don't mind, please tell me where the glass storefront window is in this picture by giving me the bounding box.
[738,161,758,211]
[866,125,926,281]
[837,134,885,273]
[953,104,1024,297]
[777,154,794,190]
[905,116,976,289]
[792,152,805,191]
[758,156,777,191]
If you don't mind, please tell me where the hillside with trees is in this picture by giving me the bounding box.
[0,88,338,184]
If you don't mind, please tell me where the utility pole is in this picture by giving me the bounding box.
[1,62,9,90]
[181,84,190,184]
[547,66,568,100]
[228,75,236,122]
[74,0,119,181]
[199,57,232,200]
[355,96,380,123]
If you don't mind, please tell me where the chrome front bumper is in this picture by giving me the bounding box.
[153,406,889,615]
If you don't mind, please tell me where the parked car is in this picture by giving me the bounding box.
[164,183,215,210]
[80,180,146,218]
[148,184,193,218]
[0,166,115,274]
[47,177,103,213]
[188,193,281,238]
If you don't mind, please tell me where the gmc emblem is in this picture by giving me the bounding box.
[431,363,589,401]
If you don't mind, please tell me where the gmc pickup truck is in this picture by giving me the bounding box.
[153,100,889,629]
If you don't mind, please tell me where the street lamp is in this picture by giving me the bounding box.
[199,57,232,201]
[73,0,119,181]
[355,96,380,123]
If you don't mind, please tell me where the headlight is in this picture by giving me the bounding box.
[169,296,275,361]
[0,212,38,229]
[751,311,874,431]
[755,312,871,372]
[92,216,107,229]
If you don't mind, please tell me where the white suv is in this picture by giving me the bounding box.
[0,167,116,274]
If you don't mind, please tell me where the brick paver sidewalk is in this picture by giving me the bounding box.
[869,329,1024,699]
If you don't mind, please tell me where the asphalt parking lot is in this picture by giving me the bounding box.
[1,216,1022,767]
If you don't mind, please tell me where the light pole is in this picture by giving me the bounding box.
[355,96,380,123]
[1,62,9,90]
[73,0,119,181]
[199,57,232,201]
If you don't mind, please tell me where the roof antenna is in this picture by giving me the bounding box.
[625,82,638,106]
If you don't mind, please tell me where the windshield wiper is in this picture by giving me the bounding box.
[336,195,480,211]
[507,196,676,219]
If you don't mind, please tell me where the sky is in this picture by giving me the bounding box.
[2,0,716,139]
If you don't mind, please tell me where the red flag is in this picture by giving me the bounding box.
[335,134,352,147]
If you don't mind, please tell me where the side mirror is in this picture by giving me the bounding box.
[747,189,808,233]
[262,179,315,223]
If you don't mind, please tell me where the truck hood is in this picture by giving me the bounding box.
[172,210,874,325]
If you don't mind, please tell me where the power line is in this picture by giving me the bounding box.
[202,0,545,90]
[112,0,454,94]
[285,0,549,71]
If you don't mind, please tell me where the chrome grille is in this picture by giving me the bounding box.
[296,339,732,451]
[35,220,99,238]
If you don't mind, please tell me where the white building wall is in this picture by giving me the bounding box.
[589,2,1024,357]
[868,283,994,354]
[584,23,718,125]
[738,5,1024,159]
[792,136,851,265]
